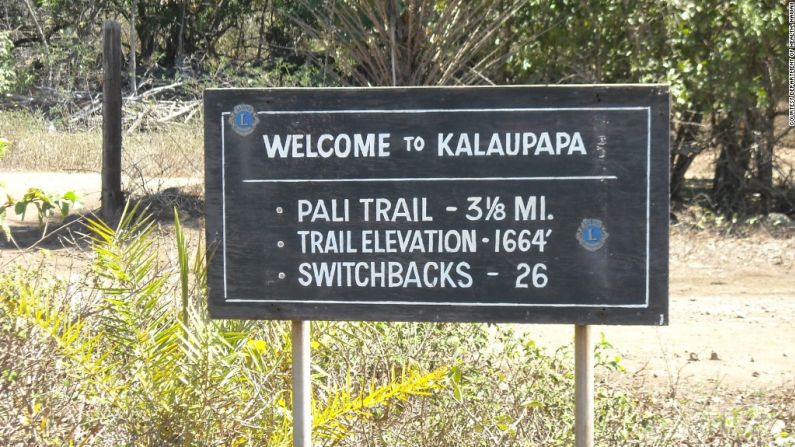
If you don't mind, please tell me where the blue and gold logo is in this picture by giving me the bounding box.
[229,104,258,136]
[576,218,608,251]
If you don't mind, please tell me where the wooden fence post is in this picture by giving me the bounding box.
[102,21,123,219]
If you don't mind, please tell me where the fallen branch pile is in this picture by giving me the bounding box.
[1,82,202,131]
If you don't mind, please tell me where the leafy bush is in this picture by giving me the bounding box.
[0,206,448,445]
[1,206,790,445]
[505,0,788,214]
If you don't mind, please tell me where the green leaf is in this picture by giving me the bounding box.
[14,201,26,218]
[63,191,78,202]
[523,400,543,408]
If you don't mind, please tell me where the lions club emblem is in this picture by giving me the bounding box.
[229,104,258,136]
[576,218,609,252]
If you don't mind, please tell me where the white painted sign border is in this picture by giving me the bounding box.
[218,106,652,309]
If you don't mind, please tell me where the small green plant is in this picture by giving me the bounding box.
[0,137,81,242]
[7,188,80,224]
[0,186,80,242]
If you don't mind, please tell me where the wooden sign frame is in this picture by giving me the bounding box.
[204,85,669,325]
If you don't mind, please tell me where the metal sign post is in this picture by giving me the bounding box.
[291,320,311,447]
[202,85,670,446]
[575,324,594,447]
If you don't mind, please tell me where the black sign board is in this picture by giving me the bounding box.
[204,86,669,324]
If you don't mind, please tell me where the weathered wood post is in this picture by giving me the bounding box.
[102,21,123,219]
[575,324,594,447]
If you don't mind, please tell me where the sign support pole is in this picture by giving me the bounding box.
[292,320,311,447]
[575,324,594,447]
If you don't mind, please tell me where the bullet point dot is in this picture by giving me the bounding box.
[277,240,285,248]
[276,207,284,214]
[278,272,286,279]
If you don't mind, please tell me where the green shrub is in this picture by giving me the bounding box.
[0,206,448,445]
[3,206,787,445]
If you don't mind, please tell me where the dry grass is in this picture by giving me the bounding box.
[1,109,793,445]
[0,111,203,178]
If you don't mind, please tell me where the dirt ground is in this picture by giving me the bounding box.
[1,170,793,399]
[527,229,794,394]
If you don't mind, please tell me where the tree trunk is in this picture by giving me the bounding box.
[499,0,513,83]
[129,0,137,94]
[22,0,51,84]
[670,111,702,201]
[135,2,155,62]
[235,16,245,60]
[256,0,269,60]
[712,112,752,215]
[388,0,398,86]
[755,109,775,213]
[176,0,187,68]
[670,151,697,201]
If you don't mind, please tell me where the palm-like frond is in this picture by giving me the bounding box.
[293,0,524,86]
[2,206,453,445]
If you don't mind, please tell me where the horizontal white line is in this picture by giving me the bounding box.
[219,104,653,310]
[224,298,648,308]
[487,272,499,277]
[242,176,618,183]
[253,107,650,115]
[445,206,458,211]
[210,84,665,91]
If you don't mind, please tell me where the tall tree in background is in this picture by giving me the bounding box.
[293,0,525,86]
[0,0,790,215]
[2,0,104,91]
[505,0,789,215]
[122,0,255,66]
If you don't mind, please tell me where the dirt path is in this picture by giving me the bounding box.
[2,171,793,395]
[527,228,795,393]
[0,171,201,221]
[526,294,794,393]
